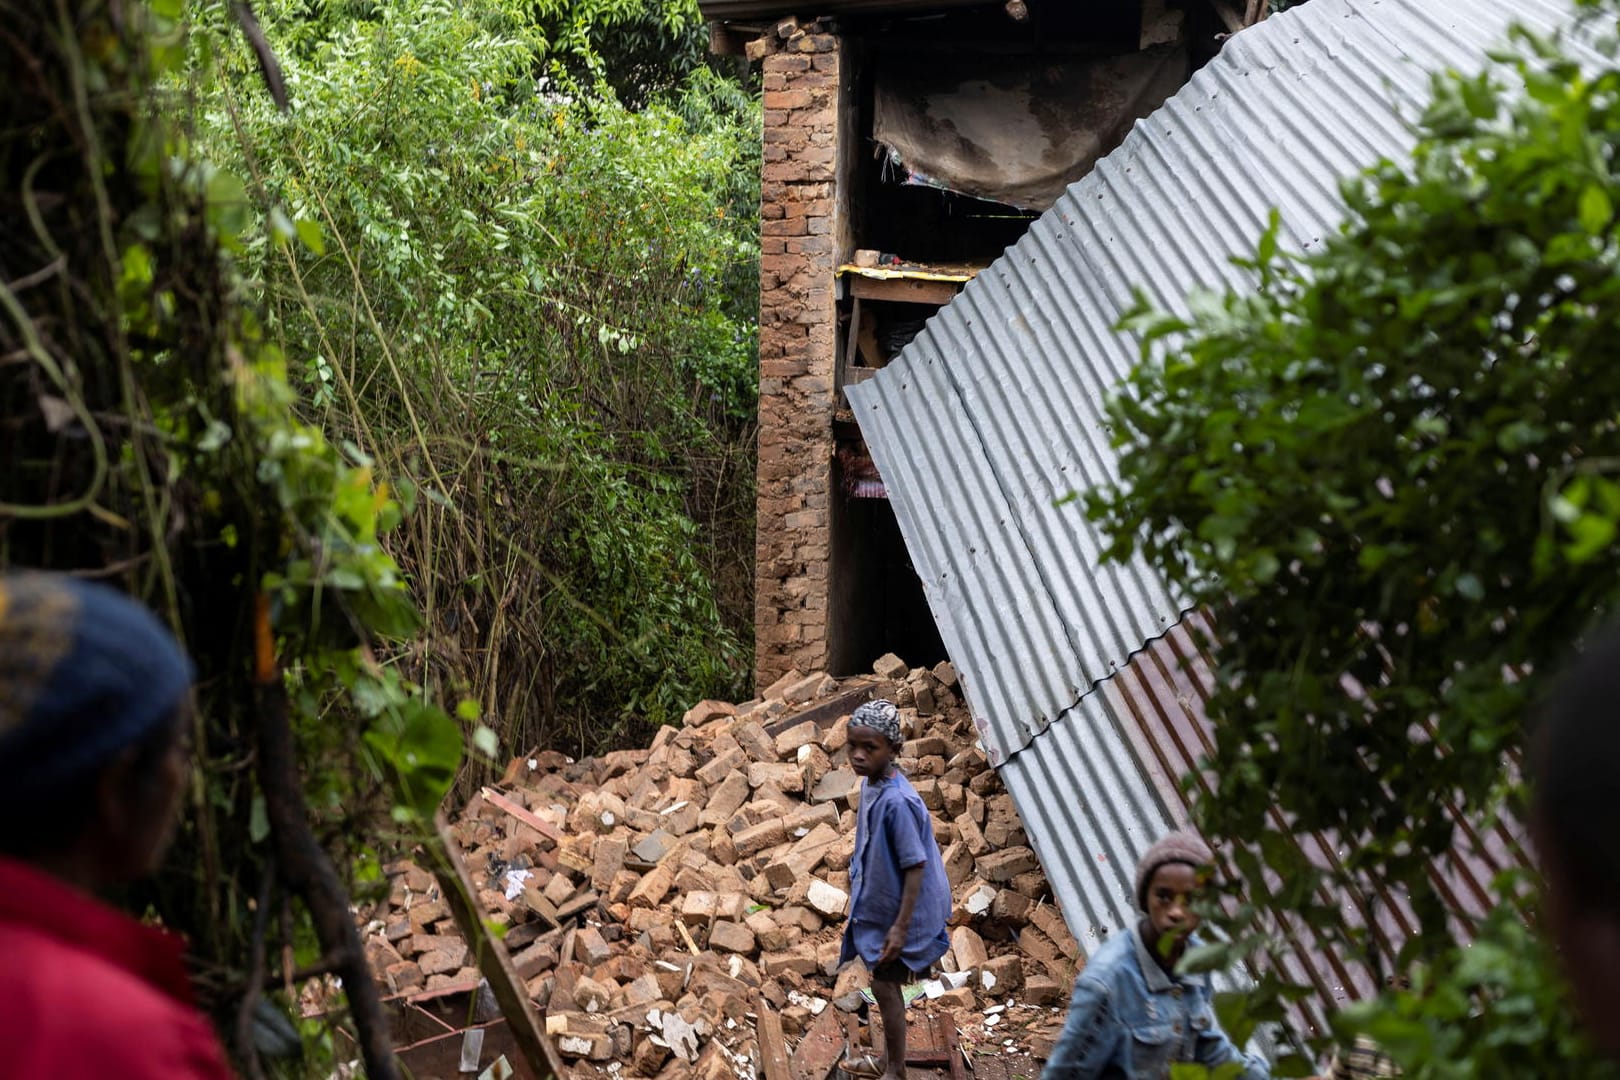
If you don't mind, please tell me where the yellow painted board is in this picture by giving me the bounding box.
[836,263,980,284]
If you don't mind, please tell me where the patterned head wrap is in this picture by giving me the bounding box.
[849,699,903,747]
[0,572,194,801]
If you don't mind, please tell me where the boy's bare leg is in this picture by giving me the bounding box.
[873,977,907,1080]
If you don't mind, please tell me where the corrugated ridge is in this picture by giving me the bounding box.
[1005,617,1530,1035]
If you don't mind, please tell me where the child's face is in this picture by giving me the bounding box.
[847,724,897,779]
[1145,862,1202,941]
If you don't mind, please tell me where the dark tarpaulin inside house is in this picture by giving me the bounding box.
[872,45,1189,211]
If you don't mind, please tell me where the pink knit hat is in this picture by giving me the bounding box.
[1134,831,1213,912]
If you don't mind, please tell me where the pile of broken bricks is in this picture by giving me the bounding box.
[359,654,1085,1078]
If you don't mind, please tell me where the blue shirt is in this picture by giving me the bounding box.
[840,769,951,973]
[1042,923,1268,1080]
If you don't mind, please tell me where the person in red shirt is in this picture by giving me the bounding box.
[0,571,232,1079]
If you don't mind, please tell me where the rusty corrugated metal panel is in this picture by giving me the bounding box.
[1007,617,1530,1036]
[847,0,1565,1041]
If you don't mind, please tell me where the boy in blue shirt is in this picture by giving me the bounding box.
[840,700,951,1080]
[1043,832,1270,1080]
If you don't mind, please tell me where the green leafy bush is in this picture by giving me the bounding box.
[4,0,469,1072]
[1089,2,1620,1073]
[195,0,761,755]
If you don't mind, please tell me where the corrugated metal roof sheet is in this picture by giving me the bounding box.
[847,0,1559,1036]
[848,0,1571,766]
[1008,615,1530,1035]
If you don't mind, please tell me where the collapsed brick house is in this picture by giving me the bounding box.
[701,0,1235,686]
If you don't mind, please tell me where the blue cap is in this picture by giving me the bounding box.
[0,572,195,798]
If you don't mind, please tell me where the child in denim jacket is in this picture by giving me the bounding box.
[1042,832,1270,1080]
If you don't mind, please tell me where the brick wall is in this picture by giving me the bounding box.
[754,32,841,688]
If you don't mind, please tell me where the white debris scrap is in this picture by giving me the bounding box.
[502,868,533,901]
[787,990,829,1015]
[964,884,997,917]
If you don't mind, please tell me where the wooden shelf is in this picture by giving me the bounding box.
[836,261,980,307]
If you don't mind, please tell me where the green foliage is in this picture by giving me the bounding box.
[1331,875,1606,1078]
[5,0,464,1071]
[193,0,760,756]
[1088,3,1620,1073]
[260,0,711,106]
[541,0,715,108]
[10,0,752,1069]
[241,342,463,822]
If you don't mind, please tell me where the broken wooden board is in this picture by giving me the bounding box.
[755,996,792,1080]
[522,883,563,930]
[555,889,599,923]
[559,925,578,979]
[961,1050,1043,1080]
[481,787,564,843]
[430,810,568,1080]
[836,261,981,284]
[790,1003,846,1080]
[848,275,962,307]
[404,975,485,1004]
[764,684,876,738]
[906,1010,965,1079]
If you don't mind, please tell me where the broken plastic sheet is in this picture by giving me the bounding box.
[873,45,1189,211]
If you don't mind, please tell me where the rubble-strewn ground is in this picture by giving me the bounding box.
[356,655,1081,1078]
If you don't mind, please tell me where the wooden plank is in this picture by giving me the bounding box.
[764,684,876,738]
[675,918,703,956]
[849,275,961,306]
[756,997,793,1080]
[555,889,600,923]
[481,787,564,843]
[838,261,980,283]
[559,925,578,974]
[856,310,886,368]
[522,883,563,930]
[906,1013,953,1064]
[430,810,568,1080]
[904,1011,967,1080]
[404,976,485,1004]
[789,1005,846,1080]
[841,294,863,391]
[944,1012,965,1080]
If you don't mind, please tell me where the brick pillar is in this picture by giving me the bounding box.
[755,33,840,688]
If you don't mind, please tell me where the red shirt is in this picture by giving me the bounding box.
[0,857,233,1079]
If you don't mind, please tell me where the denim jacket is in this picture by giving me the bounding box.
[1042,923,1268,1080]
